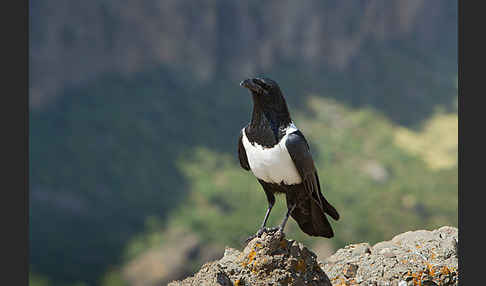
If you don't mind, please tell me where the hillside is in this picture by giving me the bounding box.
[29,94,457,286]
[30,0,457,126]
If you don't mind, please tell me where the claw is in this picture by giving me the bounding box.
[244,227,282,245]
[244,228,263,244]
[265,227,279,233]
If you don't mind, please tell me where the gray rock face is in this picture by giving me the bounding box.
[321,226,458,286]
[169,226,458,286]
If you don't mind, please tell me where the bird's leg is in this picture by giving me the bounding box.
[256,201,274,236]
[245,201,274,244]
[245,189,275,244]
[277,203,297,233]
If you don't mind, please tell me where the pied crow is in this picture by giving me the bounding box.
[238,77,340,241]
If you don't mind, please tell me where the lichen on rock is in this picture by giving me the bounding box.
[169,230,331,286]
[169,226,458,286]
[320,226,458,286]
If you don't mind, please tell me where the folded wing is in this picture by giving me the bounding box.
[285,131,339,221]
[238,129,250,171]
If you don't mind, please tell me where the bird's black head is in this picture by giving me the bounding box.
[240,77,292,134]
[240,77,280,95]
[240,77,290,117]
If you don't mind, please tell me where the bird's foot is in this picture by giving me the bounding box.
[271,227,286,239]
[244,227,281,244]
[244,228,265,244]
[263,227,280,234]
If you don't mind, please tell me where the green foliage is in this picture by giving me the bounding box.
[29,70,193,284]
[30,272,50,286]
[296,97,457,246]
[29,272,91,286]
[99,269,129,286]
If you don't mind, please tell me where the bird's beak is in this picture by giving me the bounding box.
[240,78,264,94]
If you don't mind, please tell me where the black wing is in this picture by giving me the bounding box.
[238,129,250,171]
[286,130,339,220]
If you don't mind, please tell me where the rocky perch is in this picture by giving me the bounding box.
[168,226,458,286]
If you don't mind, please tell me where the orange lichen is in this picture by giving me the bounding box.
[241,249,257,268]
[424,263,436,277]
[411,270,425,286]
[247,250,256,262]
[407,262,454,286]
[234,279,241,286]
[255,243,262,249]
[331,276,359,286]
[440,266,451,275]
[334,277,347,286]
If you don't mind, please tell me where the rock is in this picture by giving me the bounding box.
[321,227,458,286]
[169,231,331,286]
[351,243,372,257]
[169,226,458,286]
[343,263,358,278]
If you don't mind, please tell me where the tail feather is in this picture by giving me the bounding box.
[286,187,335,238]
[314,173,340,221]
[318,191,340,221]
[310,198,334,238]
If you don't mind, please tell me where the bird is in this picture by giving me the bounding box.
[238,77,340,241]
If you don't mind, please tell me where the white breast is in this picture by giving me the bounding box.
[242,124,302,185]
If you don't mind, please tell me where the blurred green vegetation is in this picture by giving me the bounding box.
[29,69,457,285]
[30,273,50,286]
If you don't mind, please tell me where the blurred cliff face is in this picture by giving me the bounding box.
[29,0,456,109]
